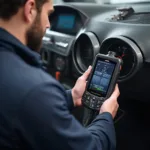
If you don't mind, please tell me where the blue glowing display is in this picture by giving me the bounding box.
[57,14,75,29]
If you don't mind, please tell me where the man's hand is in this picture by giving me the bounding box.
[100,84,120,118]
[72,66,92,107]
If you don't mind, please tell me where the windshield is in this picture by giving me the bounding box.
[95,0,150,4]
[53,0,150,4]
[109,0,150,3]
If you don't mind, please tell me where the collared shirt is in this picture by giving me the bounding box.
[0,28,116,150]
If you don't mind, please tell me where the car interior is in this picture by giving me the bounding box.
[41,0,150,149]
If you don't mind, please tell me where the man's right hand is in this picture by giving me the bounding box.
[100,84,120,119]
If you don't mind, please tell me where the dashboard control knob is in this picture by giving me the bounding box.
[55,57,66,71]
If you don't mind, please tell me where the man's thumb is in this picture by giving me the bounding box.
[82,66,92,80]
[109,84,120,100]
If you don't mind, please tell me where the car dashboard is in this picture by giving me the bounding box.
[41,2,150,101]
[41,2,150,150]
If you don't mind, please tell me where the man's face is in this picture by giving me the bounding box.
[26,0,54,52]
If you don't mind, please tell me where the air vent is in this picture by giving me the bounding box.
[100,36,143,82]
[72,32,100,74]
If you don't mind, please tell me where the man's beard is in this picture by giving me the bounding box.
[26,13,45,53]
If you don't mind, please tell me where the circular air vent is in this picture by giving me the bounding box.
[100,36,143,82]
[72,32,100,74]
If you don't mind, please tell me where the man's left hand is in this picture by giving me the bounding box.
[72,66,92,107]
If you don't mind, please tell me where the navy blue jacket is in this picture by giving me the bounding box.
[0,28,116,150]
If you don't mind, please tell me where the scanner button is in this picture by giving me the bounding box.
[87,96,90,100]
[85,100,90,104]
[90,104,95,108]
[97,101,101,104]
[96,105,100,109]
[92,99,97,104]
[92,97,97,101]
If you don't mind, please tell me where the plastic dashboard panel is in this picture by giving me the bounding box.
[68,3,150,62]
[68,3,150,101]
[41,2,150,101]
[49,3,150,61]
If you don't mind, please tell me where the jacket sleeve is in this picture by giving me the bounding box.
[16,82,116,150]
[65,89,74,110]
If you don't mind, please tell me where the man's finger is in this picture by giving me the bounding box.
[81,66,92,80]
[109,84,120,99]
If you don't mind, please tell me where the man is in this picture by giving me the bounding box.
[0,0,119,149]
